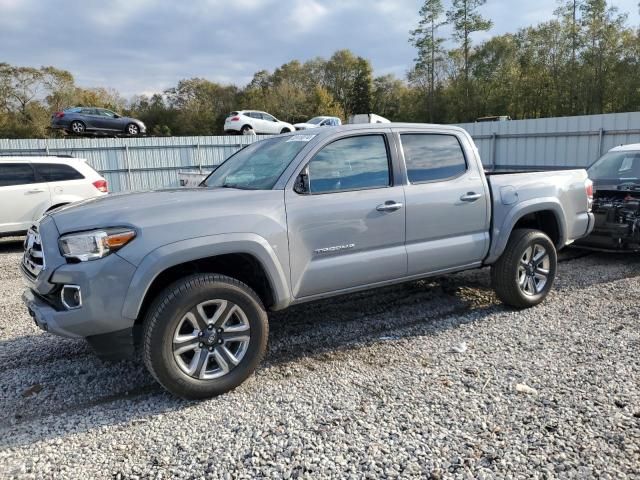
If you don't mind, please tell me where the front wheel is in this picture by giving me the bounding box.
[491,229,557,309]
[280,128,291,134]
[126,123,140,135]
[142,274,268,399]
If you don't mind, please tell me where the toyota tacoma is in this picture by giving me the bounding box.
[22,124,594,399]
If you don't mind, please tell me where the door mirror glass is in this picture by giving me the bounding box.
[293,168,310,194]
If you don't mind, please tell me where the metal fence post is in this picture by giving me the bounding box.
[124,143,132,190]
[598,128,604,156]
[196,142,202,174]
[490,133,497,169]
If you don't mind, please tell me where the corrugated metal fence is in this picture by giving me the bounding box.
[456,111,640,170]
[0,135,266,192]
[1,112,639,191]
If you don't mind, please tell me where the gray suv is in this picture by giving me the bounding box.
[51,107,146,136]
[21,124,594,399]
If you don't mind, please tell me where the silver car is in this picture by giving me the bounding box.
[51,107,146,136]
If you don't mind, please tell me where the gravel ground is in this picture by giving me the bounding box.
[0,236,638,479]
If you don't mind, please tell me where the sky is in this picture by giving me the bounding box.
[1,0,638,97]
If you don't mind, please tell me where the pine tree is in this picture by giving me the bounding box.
[410,0,447,122]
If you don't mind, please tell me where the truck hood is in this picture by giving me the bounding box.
[49,188,283,235]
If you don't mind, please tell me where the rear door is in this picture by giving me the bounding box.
[32,162,88,200]
[0,162,50,233]
[79,108,101,129]
[285,132,407,298]
[397,131,490,275]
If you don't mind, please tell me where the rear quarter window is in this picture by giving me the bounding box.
[401,134,467,183]
[35,163,85,182]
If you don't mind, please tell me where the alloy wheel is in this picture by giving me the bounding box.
[517,243,550,296]
[172,299,251,380]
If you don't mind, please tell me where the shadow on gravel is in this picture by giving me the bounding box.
[1,250,637,448]
[0,238,24,254]
[0,273,500,448]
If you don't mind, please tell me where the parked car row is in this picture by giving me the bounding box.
[50,105,389,137]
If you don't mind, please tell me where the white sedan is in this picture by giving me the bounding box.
[224,111,294,135]
[294,116,342,131]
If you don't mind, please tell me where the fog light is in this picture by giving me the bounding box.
[61,285,82,310]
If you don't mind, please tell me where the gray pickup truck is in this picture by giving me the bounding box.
[21,124,594,398]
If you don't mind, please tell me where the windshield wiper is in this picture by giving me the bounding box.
[221,183,258,190]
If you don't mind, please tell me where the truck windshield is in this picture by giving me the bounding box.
[202,136,309,190]
[588,151,640,184]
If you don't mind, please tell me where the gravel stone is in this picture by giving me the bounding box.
[0,237,639,479]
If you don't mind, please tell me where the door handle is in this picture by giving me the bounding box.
[26,188,46,194]
[376,201,404,212]
[460,192,482,202]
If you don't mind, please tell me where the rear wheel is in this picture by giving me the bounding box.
[491,229,557,308]
[70,121,85,134]
[126,123,140,135]
[240,125,253,135]
[142,274,268,399]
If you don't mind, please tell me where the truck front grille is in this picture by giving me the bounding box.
[22,226,46,279]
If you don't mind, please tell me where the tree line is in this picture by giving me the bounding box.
[1,0,638,138]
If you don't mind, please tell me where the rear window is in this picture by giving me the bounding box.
[229,112,239,117]
[35,163,85,182]
[0,163,37,187]
[65,107,82,113]
[401,134,467,183]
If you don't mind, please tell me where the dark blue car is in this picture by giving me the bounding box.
[51,107,146,136]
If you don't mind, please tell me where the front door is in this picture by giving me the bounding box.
[0,163,50,233]
[285,133,407,298]
[398,131,490,275]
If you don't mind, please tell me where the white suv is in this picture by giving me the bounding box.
[224,111,294,135]
[0,156,108,236]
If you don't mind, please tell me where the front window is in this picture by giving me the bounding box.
[202,136,311,190]
[307,117,325,125]
[588,151,640,183]
[307,135,391,194]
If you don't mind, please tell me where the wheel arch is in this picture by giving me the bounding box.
[123,234,292,324]
[487,199,567,264]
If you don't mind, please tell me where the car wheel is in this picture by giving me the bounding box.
[142,273,269,399]
[70,121,85,134]
[280,128,291,134]
[491,228,557,309]
[126,123,140,135]
[240,125,253,135]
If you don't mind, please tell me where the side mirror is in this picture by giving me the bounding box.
[114,114,120,118]
[294,168,310,194]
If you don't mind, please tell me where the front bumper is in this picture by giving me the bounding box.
[21,217,139,342]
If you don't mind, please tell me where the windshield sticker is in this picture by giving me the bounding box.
[286,134,316,142]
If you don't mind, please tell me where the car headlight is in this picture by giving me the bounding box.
[59,229,136,261]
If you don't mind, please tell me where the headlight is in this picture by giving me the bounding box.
[59,229,136,261]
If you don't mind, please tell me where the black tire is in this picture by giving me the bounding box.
[491,229,557,309]
[142,274,268,399]
[126,123,140,135]
[240,125,253,134]
[70,121,85,135]
[280,128,291,134]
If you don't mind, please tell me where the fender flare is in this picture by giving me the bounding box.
[121,233,291,320]
[486,198,567,264]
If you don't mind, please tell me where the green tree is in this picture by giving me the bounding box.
[446,0,493,119]
[410,0,447,121]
